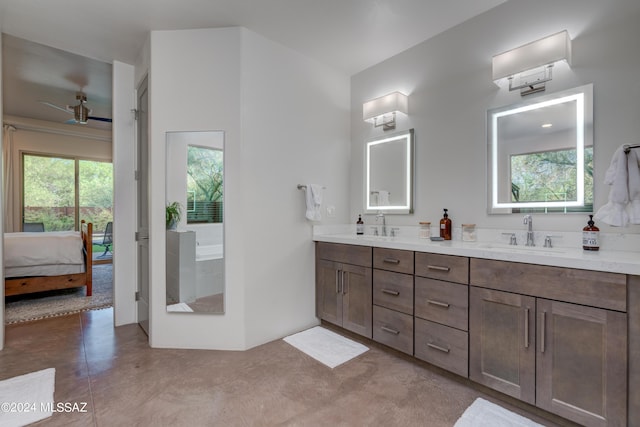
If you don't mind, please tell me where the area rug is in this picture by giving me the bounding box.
[283,326,369,368]
[0,368,55,427]
[455,398,545,427]
[5,264,112,324]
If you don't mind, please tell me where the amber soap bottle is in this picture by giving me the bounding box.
[440,209,452,240]
[582,214,600,251]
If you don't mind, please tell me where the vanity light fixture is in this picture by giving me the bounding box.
[492,30,572,96]
[363,91,408,131]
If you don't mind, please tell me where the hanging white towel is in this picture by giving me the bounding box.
[305,184,323,221]
[627,148,640,224]
[595,145,640,226]
[378,190,390,206]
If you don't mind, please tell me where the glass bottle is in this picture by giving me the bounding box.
[440,209,452,240]
[356,215,364,235]
[582,214,599,251]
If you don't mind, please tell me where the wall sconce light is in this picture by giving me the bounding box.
[492,30,572,96]
[363,91,409,131]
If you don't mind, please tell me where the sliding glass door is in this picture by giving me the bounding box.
[22,153,112,232]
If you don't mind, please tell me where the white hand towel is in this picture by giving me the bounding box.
[305,184,323,221]
[378,190,390,206]
[595,146,630,226]
[627,148,640,224]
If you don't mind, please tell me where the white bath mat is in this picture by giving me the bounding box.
[455,398,545,427]
[167,302,194,312]
[0,368,55,427]
[283,326,368,368]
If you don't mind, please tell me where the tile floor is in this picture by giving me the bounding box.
[1,309,576,426]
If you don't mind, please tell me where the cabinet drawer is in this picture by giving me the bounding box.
[373,305,413,355]
[415,277,468,331]
[373,247,414,274]
[470,258,627,312]
[317,242,372,267]
[415,253,468,284]
[373,270,414,315]
[415,318,468,377]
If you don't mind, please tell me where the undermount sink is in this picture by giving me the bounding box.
[474,242,567,254]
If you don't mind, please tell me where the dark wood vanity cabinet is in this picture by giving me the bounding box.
[414,253,469,377]
[372,248,414,355]
[316,242,372,338]
[470,259,628,427]
[315,242,636,426]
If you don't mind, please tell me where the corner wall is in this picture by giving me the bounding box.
[147,26,350,350]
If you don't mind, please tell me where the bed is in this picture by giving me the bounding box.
[4,221,93,297]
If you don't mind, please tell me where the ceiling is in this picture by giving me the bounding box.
[1,0,508,130]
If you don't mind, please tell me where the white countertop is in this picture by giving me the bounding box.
[313,231,640,276]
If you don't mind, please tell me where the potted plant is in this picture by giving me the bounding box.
[166,202,183,230]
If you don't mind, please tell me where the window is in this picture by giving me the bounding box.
[510,147,593,213]
[22,153,113,231]
[186,145,223,224]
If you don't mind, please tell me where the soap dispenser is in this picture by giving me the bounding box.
[582,215,600,251]
[440,209,452,240]
[356,215,364,235]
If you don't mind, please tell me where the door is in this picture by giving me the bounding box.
[469,287,536,404]
[316,259,342,327]
[341,263,372,337]
[136,76,150,334]
[536,299,627,427]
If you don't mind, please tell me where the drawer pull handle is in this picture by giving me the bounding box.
[427,265,450,272]
[540,311,546,354]
[381,326,400,335]
[383,258,400,264]
[524,307,530,348]
[427,299,450,308]
[382,289,400,296]
[427,342,450,353]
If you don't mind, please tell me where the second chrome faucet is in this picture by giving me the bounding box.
[523,214,535,246]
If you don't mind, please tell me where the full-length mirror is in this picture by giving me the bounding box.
[365,129,414,214]
[488,84,593,214]
[166,131,224,313]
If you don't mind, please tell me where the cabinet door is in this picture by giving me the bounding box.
[470,287,536,404]
[316,259,342,327]
[536,299,627,427]
[342,263,372,338]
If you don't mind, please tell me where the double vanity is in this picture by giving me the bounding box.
[314,231,639,427]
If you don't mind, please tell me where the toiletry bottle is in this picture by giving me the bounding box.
[356,215,364,235]
[582,215,600,251]
[440,209,452,240]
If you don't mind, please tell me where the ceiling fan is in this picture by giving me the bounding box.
[40,93,112,124]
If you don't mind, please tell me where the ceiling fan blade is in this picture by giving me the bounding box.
[88,116,113,123]
[39,101,73,115]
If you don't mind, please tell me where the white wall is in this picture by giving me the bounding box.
[147,27,350,350]
[350,0,640,236]
[240,29,350,348]
[149,27,245,349]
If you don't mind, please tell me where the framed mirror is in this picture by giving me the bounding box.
[165,131,224,314]
[365,129,414,214]
[487,84,593,214]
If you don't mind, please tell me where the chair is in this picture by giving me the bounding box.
[95,221,113,258]
[23,222,45,232]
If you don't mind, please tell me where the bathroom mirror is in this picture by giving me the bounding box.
[165,131,224,314]
[488,84,593,214]
[365,129,414,214]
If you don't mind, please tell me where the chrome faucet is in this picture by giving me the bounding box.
[523,215,535,246]
[376,211,387,236]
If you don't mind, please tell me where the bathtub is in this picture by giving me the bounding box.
[196,244,224,261]
[195,244,224,297]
